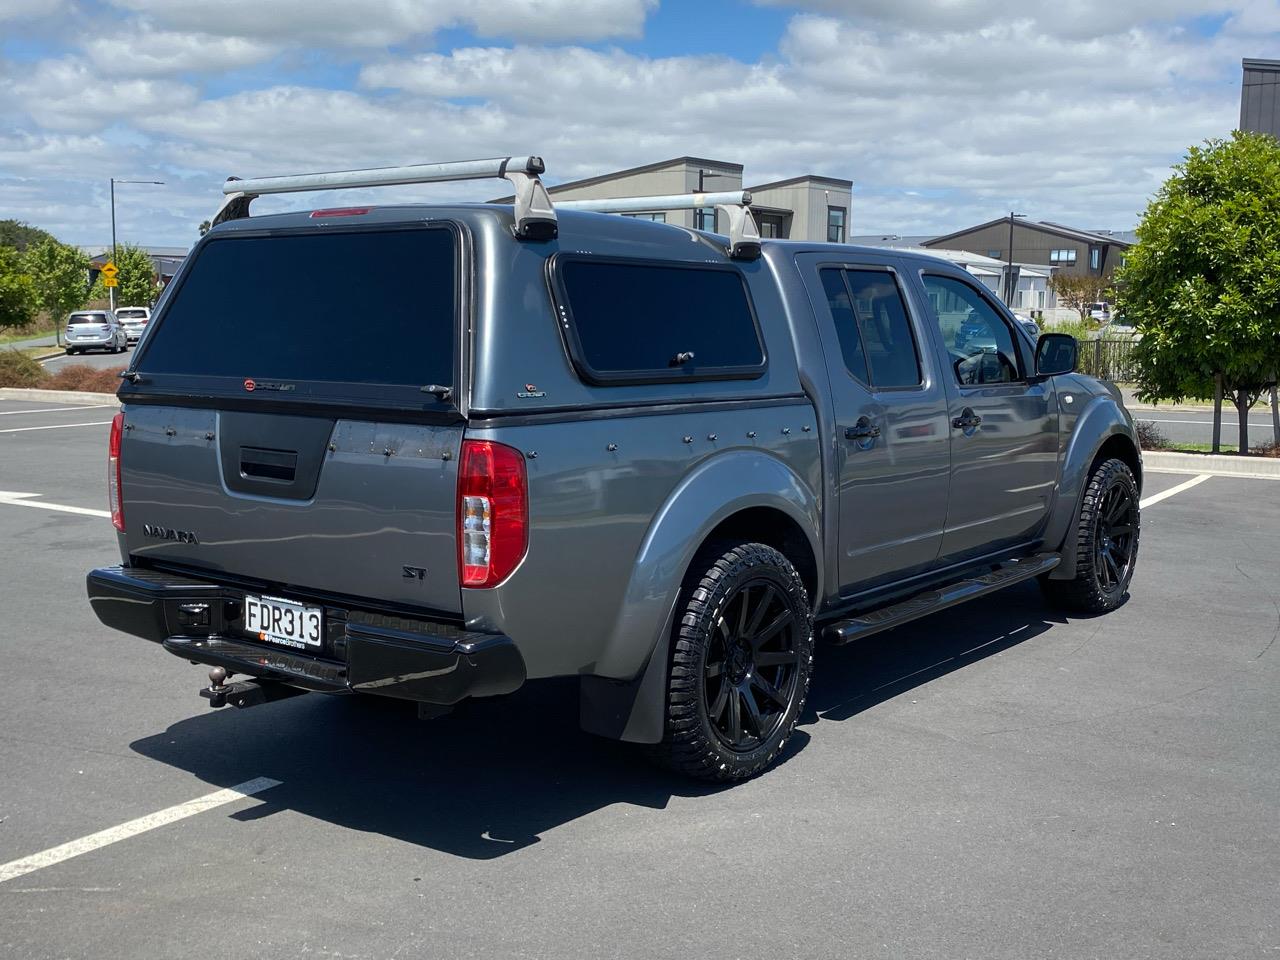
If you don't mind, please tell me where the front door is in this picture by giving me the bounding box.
[802,259,952,594]
[914,272,1059,563]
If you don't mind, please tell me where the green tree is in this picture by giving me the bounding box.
[23,239,90,344]
[198,220,211,237]
[0,219,55,253]
[113,244,158,307]
[1118,131,1280,453]
[0,244,37,329]
[1048,273,1110,322]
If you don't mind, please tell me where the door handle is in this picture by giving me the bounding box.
[951,409,982,431]
[845,421,881,441]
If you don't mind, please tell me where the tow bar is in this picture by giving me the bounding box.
[200,666,307,709]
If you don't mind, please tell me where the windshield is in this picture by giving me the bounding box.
[135,226,457,395]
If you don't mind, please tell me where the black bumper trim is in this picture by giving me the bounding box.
[88,566,525,705]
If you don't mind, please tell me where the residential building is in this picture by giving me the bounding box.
[83,245,188,289]
[855,242,1052,313]
[489,156,852,242]
[1241,58,1280,139]
[923,218,1133,278]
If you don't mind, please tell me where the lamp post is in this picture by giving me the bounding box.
[109,178,165,311]
[1005,211,1026,306]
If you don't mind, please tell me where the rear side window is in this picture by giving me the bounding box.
[138,227,455,390]
[553,257,765,384]
[819,268,921,389]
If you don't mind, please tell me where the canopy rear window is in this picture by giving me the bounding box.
[136,226,456,396]
[551,256,765,385]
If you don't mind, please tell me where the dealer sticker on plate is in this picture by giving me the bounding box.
[244,593,323,649]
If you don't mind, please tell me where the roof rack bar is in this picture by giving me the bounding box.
[211,155,557,240]
[220,156,545,197]
[557,190,751,213]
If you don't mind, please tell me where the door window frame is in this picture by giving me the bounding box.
[817,262,928,394]
[918,270,1030,386]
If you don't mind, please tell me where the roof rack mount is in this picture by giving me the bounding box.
[210,156,760,257]
[212,155,556,239]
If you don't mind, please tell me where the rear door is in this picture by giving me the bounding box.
[913,271,1059,562]
[118,222,466,615]
[799,256,951,593]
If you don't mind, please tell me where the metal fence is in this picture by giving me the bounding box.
[1077,338,1138,382]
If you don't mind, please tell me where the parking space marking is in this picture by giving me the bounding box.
[0,420,113,434]
[0,405,113,416]
[1140,473,1211,509]
[0,491,110,518]
[0,777,282,884]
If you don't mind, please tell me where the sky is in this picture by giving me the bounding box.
[0,0,1273,249]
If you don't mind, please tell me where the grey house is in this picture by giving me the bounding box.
[924,219,1132,278]
[1241,58,1280,139]
[491,156,852,242]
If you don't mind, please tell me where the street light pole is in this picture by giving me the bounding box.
[108,178,165,312]
[1006,211,1025,306]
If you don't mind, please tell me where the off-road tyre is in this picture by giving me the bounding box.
[648,541,814,782]
[1042,457,1140,614]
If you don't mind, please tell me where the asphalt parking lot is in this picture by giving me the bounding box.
[1,396,1277,960]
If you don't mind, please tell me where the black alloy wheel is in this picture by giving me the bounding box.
[1093,480,1137,594]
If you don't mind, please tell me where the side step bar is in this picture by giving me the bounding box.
[823,553,1061,646]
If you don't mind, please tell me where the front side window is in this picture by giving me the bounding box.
[827,206,847,244]
[923,275,1022,385]
[819,268,921,389]
[554,258,764,384]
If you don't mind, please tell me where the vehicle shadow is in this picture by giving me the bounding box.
[130,582,1067,860]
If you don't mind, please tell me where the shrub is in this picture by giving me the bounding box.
[1134,419,1170,451]
[0,349,49,387]
[44,364,125,393]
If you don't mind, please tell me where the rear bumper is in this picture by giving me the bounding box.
[86,565,525,705]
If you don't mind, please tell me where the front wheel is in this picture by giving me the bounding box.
[649,542,814,782]
[1042,457,1140,613]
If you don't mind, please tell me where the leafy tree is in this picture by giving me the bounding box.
[1118,131,1280,453]
[113,244,159,307]
[23,239,90,343]
[0,219,55,253]
[1048,273,1109,321]
[198,220,211,237]
[0,244,37,329]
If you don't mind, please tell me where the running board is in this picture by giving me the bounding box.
[823,553,1061,646]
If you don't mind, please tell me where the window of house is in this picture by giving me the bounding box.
[987,250,1001,259]
[623,212,666,222]
[819,268,921,389]
[827,206,847,244]
[695,207,716,231]
[922,274,1022,385]
[1049,248,1077,264]
[553,257,765,384]
[1090,247,1101,270]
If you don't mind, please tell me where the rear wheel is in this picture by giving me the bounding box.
[1042,457,1140,613]
[649,542,813,782]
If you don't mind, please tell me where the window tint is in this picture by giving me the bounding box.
[68,313,108,324]
[138,228,455,389]
[923,275,1022,385]
[844,270,921,388]
[820,269,869,384]
[556,259,764,382]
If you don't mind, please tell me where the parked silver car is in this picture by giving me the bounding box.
[115,306,151,343]
[65,310,128,354]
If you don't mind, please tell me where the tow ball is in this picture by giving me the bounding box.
[199,666,306,709]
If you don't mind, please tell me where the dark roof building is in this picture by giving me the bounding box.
[1241,58,1280,140]
[923,218,1133,277]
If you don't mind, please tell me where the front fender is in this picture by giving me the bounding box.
[1043,390,1140,579]
[580,449,820,743]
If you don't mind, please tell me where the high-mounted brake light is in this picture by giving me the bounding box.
[457,440,527,588]
[108,412,124,531]
[309,207,370,218]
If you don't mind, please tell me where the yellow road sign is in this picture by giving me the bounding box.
[103,277,118,288]
[100,262,119,280]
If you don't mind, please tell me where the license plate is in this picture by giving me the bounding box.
[243,594,323,649]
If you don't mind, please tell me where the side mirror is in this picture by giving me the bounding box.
[1035,333,1077,377]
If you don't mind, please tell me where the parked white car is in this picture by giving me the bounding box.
[115,306,151,343]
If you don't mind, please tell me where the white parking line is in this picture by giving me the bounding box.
[0,404,113,416]
[1140,473,1211,509]
[0,491,110,518]
[0,777,282,884]
[0,420,113,434]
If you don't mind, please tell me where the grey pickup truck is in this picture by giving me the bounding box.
[87,156,1142,781]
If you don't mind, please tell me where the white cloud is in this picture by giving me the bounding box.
[83,27,278,76]
[110,0,656,46]
[2,58,198,132]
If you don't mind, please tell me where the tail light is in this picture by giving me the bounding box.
[108,412,124,531]
[457,439,527,588]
